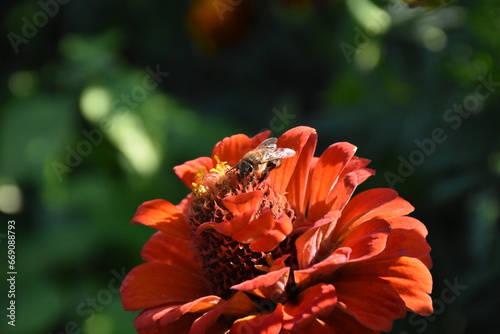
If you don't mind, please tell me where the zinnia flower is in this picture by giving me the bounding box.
[121,126,433,333]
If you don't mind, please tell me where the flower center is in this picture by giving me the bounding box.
[185,161,298,299]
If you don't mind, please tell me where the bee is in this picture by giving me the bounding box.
[235,137,296,182]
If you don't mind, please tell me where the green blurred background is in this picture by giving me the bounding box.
[1,0,499,333]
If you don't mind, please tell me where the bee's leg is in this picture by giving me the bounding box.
[258,162,275,182]
[258,170,269,183]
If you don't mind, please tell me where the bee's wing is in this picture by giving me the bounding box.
[262,148,296,162]
[256,137,278,149]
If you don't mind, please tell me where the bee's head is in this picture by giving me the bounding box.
[237,160,253,178]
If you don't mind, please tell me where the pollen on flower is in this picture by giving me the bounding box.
[209,155,231,175]
[192,165,208,196]
[191,156,233,197]
[192,182,207,195]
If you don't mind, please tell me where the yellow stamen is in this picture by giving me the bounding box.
[192,156,232,197]
[192,166,208,196]
[209,155,231,174]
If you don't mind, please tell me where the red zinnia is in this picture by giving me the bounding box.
[121,126,433,333]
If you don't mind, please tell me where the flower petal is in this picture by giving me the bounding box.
[337,257,433,322]
[131,199,190,239]
[156,295,221,327]
[325,169,375,213]
[295,211,341,269]
[199,191,262,237]
[141,231,202,273]
[282,283,337,331]
[339,219,391,262]
[321,309,379,334]
[335,188,414,240]
[135,295,239,333]
[191,292,257,333]
[366,257,433,315]
[231,267,290,300]
[294,247,350,287]
[212,131,270,167]
[372,216,432,265]
[270,126,318,207]
[173,156,213,189]
[231,304,284,334]
[334,279,406,331]
[121,262,210,310]
[342,156,372,174]
[220,291,260,316]
[247,213,292,252]
[134,305,180,332]
[307,142,358,222]
[297,318,336,334]
[222,190,263,216]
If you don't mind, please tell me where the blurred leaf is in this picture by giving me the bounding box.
[0,95,75,181]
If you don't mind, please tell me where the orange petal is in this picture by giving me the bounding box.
[339,156,372,179]
[203,191,262,238]
[247,213,293,252]
[231,267,290,300]
[191,292,257,333]
[388,215,428,237]
[220,291,260,316]
[378,257,434,315]
[295,211,341,269]
[157,295,221,328]
[121,262,210,311]
[338,257,433,317]
[282,283,337,331]
[135,296,219,330]
[141,231,202,273]
[231,304,284,334]
[212,131,270,167]
[373,216,432,264]
[294,247,350,287]
[190,306,231,334]
[335,188,414,240]
[131,199,190,239]
[134,305,178,332]
[307,142,358,222]
[202,211,252,237]
[321,309,379,334]
[334,279,406,331]
[325,169,375,212]
[296,318,336,334]
[339,219,391,262]
[270,255,291,271]
[173,156,213,189]
[417,254,433,269]
[270,126,317,206]
[222,190,263,216]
